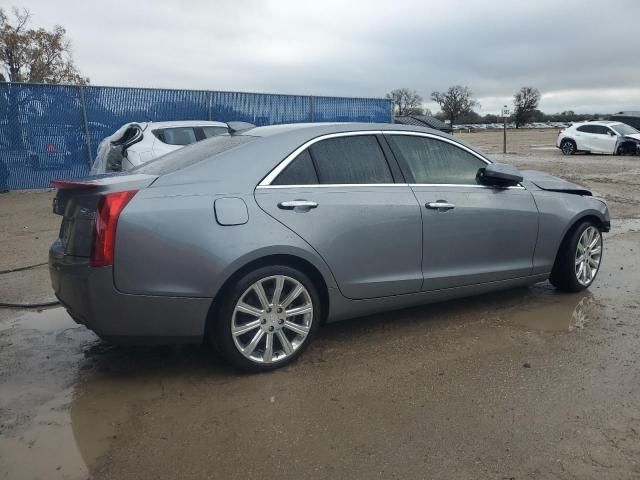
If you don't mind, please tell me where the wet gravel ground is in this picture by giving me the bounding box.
[1,129,639,479]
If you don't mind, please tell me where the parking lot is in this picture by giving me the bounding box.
[1,128,640,479]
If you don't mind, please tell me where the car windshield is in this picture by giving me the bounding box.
[611,123,639,136]
[131,134,256,175]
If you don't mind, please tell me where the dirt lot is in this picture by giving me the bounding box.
[1,129,640,479]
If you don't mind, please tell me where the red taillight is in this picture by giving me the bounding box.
[91,190,138,267]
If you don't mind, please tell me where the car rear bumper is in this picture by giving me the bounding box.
[49,243,211,344]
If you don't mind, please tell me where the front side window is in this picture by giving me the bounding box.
[388,135,486,185]
[611,123,638,136]
[308,135,393,184]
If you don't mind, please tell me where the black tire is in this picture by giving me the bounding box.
[560,139,577,155]
[616,142,637,156]
[210,265,321,373]
[549,221,603,292]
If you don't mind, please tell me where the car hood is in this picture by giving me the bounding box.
[521,170,591,196]
[623,133,640,142]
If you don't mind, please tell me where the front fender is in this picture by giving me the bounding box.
[531,192,609,275]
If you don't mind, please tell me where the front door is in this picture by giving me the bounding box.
[255,133,423,299]
[590,126,618,154]
[385,132,539,291]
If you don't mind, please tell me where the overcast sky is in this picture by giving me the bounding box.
[14,0,640,114]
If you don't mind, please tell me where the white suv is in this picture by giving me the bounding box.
[91,120,231,174]
[557,121,640,156]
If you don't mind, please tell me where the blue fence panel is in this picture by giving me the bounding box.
[211,91,311,125]
[313,96,391,123]
[0,83,88,189]
[0,83,392,190]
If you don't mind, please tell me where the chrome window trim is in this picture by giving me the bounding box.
[258,129,525,189]
[256,183,408,189]
[256,183,524,190]
[382,130,492,166]
[258,130,384,186]
[385,131,526,189]
[409,183,525,190]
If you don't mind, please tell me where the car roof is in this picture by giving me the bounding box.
[241,122,443,138]
[571,121,620,127]
[141,120,228,129]
[153,121,490,192]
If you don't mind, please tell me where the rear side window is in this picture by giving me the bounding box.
[577,125,601,134]
[388,135,485,184]
[202,126,229,138]
[272,150,318,185]
[309,135,393,184]
[132,135,255,175]
[154,127,198,145]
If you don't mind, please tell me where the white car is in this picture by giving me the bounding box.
[90,120,231,174]
[557,121,640,156]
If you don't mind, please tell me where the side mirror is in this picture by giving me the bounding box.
[477,163,523,187]
[608,130,616,136]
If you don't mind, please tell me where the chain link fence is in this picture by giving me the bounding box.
[0,83,392,190]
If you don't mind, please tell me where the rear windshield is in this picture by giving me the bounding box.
[611,123,639,136]
[131,134,256,175]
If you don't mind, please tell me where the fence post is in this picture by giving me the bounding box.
[208,91,213,121]
[78,85,93,167]
[309,96,314,122]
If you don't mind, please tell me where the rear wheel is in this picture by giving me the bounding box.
[550,221,603,292]
[211,265,321,372]
[560,139,577,155]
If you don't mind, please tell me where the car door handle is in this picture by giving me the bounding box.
[426,201,455,211]
[278,200,318,210]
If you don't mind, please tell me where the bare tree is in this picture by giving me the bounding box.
[0,7,88,84]
[513,86,541,128]
[386,88,424,116]
[431,85,478,127]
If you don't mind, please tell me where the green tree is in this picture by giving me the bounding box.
[0,7,88,84]
[0,7,88,150]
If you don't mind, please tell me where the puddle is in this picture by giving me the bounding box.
[507,290,594,331]
[0,307,96,480]
[530,145,557,151]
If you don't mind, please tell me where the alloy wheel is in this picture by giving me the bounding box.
[575,226,602,286]
[231,275,313,364]
[562,141,575,155]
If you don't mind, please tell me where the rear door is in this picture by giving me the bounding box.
[385,132,539,291]
[254,132,423,299]
[575,125,600,151]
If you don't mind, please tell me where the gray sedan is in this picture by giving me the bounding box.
[49,123,610,371]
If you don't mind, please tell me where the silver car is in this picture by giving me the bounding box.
[50,123,610,371]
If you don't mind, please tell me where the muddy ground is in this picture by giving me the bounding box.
[1,129,639,479]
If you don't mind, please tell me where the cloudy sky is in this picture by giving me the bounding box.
[13,0,640,114]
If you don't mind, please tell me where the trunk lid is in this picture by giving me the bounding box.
[52,173,157,257]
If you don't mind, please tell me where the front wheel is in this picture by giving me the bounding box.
[550,221,603,292]
[210,265,321,372]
